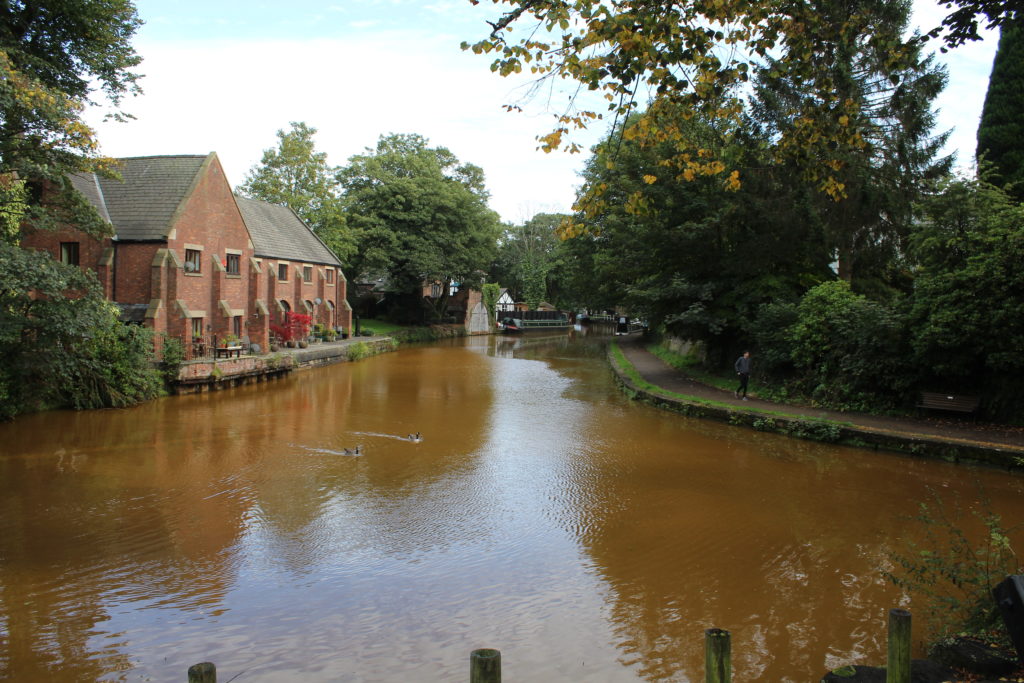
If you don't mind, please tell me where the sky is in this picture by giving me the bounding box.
[84,0,1000,225]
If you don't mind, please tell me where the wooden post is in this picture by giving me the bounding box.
[705,628,731,683]
[886,608,911,683]
[187,661,216,683]
[470,648,501,683]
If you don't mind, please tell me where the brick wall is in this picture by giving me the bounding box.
[20,226,115,297]
[165,156,253,342]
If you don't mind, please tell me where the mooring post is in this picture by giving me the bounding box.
[470,648,501,683]
[187,661,216,683]
[705,628,731,683]
[886,608,911,683]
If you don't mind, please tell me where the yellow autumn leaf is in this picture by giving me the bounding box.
[643,174,657,184]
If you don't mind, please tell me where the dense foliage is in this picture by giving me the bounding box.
[337,133,500,323]
[529,0,1023,419]
[976,19,1024,199]
[0,0,141,236]
[907,177,1024,415]
[489,213,564,308]
[0,0,162,420]
[0,242,161,419]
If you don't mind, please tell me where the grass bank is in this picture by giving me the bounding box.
[609,342,1024,468]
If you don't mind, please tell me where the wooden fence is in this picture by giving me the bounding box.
[186,608,914,683]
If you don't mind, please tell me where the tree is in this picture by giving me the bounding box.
[491,213,564,308]
[237,122,355,262]
[907,176,1024,416]
[751,0,951,292]
[0,0,142,238]
[337,133,500,323]
[463,0,977,211]
[976,19,1024,200]
[780,280,912,409]
[0,242,161,419]
[565,106,830,361]
[0,1,160,420]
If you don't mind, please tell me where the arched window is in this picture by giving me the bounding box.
[279,299,290,324]
[326,300,335,327]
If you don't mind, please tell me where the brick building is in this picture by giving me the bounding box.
[20,153,351,352]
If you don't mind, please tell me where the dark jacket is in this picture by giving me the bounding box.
[735,355,751,374]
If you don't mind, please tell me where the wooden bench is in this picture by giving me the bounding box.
[916,391,981,417]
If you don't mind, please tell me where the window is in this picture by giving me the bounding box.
[232,316,242,337]
[185,249,202,274]
[226,253,240,275]
[278,263,288,281]
[326,269,334,284]
[60,242,80,265]
[191,317,203,339]
[303,266,312,283]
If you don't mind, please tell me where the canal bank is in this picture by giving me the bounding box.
[172,324,474,394]
[610,339,1024,470]
[174,336,397,393]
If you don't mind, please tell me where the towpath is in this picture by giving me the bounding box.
[617,340,1024,455]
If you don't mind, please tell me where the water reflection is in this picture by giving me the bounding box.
[0,334,1021,681]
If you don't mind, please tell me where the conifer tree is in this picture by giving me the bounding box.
[976,19,1024,200]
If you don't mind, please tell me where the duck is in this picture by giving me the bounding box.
[408,432,422,443]
[342,445,362,456]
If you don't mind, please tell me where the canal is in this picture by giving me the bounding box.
[1,332,1022,681]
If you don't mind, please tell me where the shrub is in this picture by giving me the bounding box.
[160,335,185,386]
[784,281,913,410]
[886,488,1021,649]
[346,341,371,361]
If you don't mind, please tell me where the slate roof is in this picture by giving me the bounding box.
[234,196,341,266]
[73,155,211,241]
[68,172,112,224]
[68,153,343,267]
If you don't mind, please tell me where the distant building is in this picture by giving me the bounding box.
[495,288,515,314]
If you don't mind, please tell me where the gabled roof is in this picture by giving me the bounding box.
[75,155,212,241]
[234,196,341,267]
[68,172,112,224]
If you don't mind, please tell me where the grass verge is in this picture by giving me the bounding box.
[610,341,854,431]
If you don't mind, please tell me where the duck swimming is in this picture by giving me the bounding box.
[407,432,422,443]
[342,445,362,455]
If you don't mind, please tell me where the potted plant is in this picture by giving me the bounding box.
[285,311,313,347]
[270,323,293,349]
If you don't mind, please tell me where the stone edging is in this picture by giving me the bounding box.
[608,347,1024,471]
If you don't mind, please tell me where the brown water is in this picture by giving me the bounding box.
[1,333,1022,682]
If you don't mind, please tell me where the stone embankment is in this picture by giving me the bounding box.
[175,337,395,393]
[609,341,1024,471]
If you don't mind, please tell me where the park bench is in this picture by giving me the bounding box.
[916,391,981,417]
